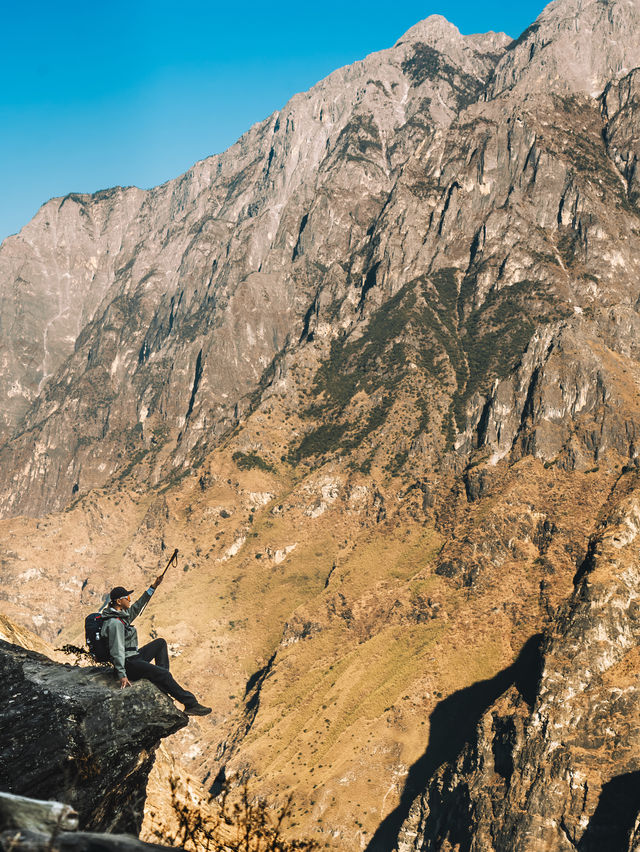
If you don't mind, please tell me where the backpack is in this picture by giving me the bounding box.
[85,612,111,662]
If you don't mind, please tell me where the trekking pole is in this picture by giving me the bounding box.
[138,548,179,619]
[160,548,179,579]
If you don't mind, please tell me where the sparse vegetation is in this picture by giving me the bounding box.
[386,450,409,475]
[307,282,417,414]
[401,44,484,109]
[289,269,567,463]
[288,423,345,463]
[153,775,321,851]
[233,451,276,474]
[57,643,106,665]
[332,113,383,167]
[451,277,569,430]
[290,284,420,463]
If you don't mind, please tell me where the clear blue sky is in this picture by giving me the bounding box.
[0,0,546,244]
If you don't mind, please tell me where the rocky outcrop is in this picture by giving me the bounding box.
[0,640,187,834]
[460,308,640,469]
[395,471,640,851]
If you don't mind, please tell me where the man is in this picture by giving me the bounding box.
[101,572,211,716]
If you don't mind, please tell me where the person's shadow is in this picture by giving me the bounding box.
[364,633,544,852]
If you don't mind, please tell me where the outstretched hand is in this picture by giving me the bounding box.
[151,573,164,589]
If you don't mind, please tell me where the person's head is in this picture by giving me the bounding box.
[109,586,133,610]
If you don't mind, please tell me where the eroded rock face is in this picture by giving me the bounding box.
[396,472,640,851]
[0,640,187,834]
[0,187,146,444]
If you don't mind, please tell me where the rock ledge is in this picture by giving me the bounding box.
[0,640,187,834]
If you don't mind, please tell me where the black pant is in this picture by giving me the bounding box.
[125,638,196,707]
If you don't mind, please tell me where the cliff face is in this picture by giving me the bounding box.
[0,17,508,519]
[488,0,640,98]
[0,640,187,834]
[3,1,639,521]
[396,472,640,852]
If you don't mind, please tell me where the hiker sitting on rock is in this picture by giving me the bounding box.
[101,575,211,716]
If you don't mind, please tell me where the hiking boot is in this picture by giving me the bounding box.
[184,702,212,716]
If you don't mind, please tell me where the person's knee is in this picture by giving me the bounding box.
[155,637,170,669]
[151,666,172,687]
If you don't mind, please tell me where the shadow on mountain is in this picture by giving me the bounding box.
[364,633,543,852]
[577,771,640,851]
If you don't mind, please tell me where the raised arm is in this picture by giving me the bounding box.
[128,588,154,621]
[128,572,165,621]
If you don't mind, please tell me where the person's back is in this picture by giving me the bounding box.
[100,588,150,675]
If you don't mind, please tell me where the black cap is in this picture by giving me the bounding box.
[110,586,134,601]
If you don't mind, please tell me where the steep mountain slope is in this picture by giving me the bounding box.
[2,0,640,849]
[0,430,618,848]
[0,18,508,519]
[488,0,640,98]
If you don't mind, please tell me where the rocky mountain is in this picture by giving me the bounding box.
[488,0,640,98]
[3,0,640,848]
[0,16,508,518]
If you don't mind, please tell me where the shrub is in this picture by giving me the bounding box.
[232,451,276,474]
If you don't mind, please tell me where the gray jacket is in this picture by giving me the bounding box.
[100,589,153,678]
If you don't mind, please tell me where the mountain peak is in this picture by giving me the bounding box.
[394,15,463,47]
[489,0,640,98]
[395,14,511,54]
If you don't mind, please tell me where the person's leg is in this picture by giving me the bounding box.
[125,656,197,707]
[136,638,170,670]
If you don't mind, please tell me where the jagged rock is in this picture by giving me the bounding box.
[396,473,640,851]
[603,68,640,206]
[0,186,146,445]
[488,0,640,99]
[0,640,187,834]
